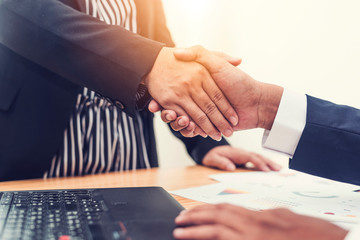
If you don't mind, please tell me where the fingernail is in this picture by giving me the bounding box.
[263,166,271,172]
[230,116,238,126]
[178,119,186,127]
[275,164,282,171]
[175,215,185,223]
[165,114,172,121]
[227,164,236,171]
[173,228,184,237]
[224,129,233,137]
[212,133,222,142]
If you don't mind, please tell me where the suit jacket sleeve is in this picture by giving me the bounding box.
[0,0,164,116]
[290,95,360,185]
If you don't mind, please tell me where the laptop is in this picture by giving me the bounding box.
[0,187,184,240]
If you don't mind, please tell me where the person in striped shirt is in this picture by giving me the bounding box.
[0,0,280,181]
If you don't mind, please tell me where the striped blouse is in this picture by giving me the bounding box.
[44,0,151,178]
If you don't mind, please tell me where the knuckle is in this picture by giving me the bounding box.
[194,64,207,76]
[160,94,174,105]
[196,114,208,125]
[194,45,205,52]
[204,102,217,115]
[212,226,223,240]
[181,77,193,88]
[212,90,224,103]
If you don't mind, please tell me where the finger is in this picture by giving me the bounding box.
[181,122,207,138]
[174,225,239,240]
[173,47,199,61]
[169,118,205,138]
[211,51,242,66]
[216,147,275,172]
[174,47,242,67]
[181,98,222,141]
[161,110,178,123]
[188,121,207,137]
[191,91,233,138]
[162,103,199,134]
[148,99,162,113]
[179,204,253,219]
[253,153,282,171]
[245,154,272,172]
[176,204,251,231]
[202,75,238,127]
[178,122,197,138]
[159,107,205,138]
[170,116,191,131]
[226,150,271,172]
[203,154,236,171]
[174,46,232,74]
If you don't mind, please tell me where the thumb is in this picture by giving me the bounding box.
[173,48,198,61]
[173,45,233,74]
[212,51,242,66]
[148,99,162,113]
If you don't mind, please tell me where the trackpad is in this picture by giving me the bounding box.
[124,219,176,240]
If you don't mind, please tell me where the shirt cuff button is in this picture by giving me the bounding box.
[115,100,125,109]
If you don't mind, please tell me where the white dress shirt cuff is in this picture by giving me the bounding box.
[345,225,360,240]
[262,89,307,157]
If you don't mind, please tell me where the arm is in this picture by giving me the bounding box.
[0,0,238,139]
[167,46,360,184]
[290,95,360,185]
[0,0,163,116]
[174,204,348,240]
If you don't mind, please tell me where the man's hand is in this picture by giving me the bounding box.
[174,204,348,240]
[202,145,281,172]
[173,46,284,132]
[145,47,240,140]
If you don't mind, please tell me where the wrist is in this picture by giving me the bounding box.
[258,83,283,130]
[144,47,170,88]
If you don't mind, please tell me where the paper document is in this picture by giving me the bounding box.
[171,170,360,226]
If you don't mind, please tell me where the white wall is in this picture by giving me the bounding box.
[155,0,360,168]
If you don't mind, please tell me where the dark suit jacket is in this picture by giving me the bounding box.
[0,0,227,181]
[289,95,360,185]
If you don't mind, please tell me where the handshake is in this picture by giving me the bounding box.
[144,46,284,139]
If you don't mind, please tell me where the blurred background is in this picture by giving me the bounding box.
[155,0,360,169]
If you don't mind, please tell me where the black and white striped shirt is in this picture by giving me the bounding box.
[44,0,151,178]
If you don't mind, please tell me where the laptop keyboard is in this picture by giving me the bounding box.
[0,190,125,240]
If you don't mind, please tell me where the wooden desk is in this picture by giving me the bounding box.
[0,166,248,209]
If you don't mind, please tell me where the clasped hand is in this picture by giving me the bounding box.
[148,45,283,137]
[145,47,242,140]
